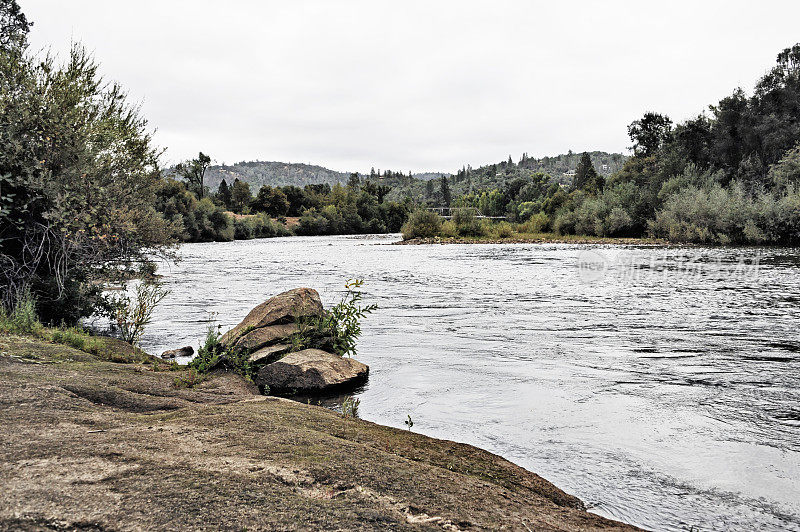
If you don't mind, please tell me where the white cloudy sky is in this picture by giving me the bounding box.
[23,1,800,173]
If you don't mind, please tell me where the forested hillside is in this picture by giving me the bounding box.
[198,151,626,207]
[204,161,349,189]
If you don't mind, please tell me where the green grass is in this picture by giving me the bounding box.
[0,294,42,335]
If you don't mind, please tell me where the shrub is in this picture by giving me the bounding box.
[189,324,253,379]
[341,396,360,418]
[0,290,41,334]
[401,209,441,240]
[451,208,484,237]
[440,220,459,238]
[319,279,377,357]
[518,212,550,233]
[107,280,169,346]
[492,221,514,239]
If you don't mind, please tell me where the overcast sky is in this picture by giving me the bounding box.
[22,1,800,173]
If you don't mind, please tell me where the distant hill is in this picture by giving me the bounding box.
[203,161,454,191]
[200,152,627,201]
[204,161,350,190]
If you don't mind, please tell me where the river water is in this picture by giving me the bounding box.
[142,234,800,531]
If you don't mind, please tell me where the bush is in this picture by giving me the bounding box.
[341,396,360,418]
[401,209,441,240]
[518,212,550,233]
[189,324,253,379]
[491,221,514,239]
[451,209,484,237]
[440,220,459,238]
[107,280,169,346]
[646,181,799,244]
[318,279,376,358]
[0,291,41,334]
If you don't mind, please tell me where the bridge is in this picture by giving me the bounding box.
[427,207,507,220]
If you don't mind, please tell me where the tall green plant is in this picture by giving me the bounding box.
[322,279,377,357]
[108,280,169,346]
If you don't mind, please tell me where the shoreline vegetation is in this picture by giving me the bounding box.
[396,234,667,246]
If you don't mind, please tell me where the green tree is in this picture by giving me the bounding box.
[572,152,604,194]
[628,112,673,156]
[0,40,177,321]
[217,179,232,209]
[0,0,31,51]
[252,185,289,216]
[230,179,252,213]
[440,176,452,207]
[176,152,211,199]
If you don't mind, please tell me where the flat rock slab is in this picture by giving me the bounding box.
[257,349,369,394]
[249,343,291,365]
[221,288,323,347]
[234,323,299,352]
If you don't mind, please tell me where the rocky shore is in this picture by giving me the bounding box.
[0,333,639,530]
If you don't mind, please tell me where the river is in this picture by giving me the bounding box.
[142,234,800,531]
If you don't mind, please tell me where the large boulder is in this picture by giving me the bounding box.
[234,323,299,352]
[221,288,323,347]
[256,349,369,394]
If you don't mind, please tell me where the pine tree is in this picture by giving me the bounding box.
[217,179,232,209]
[440,176,452,207]
[572,152,604,194]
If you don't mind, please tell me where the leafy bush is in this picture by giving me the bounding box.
[491,221,514,239]
[647,181,800,244]
[341,396,360,418]
[440,220,459,238]
[401,209,441,240]
[0,290,41,334]
[189,324,253,379]
[451,209,484,237]
[320,279,377,357]
[107,280,169,346]
[518,212,550,233]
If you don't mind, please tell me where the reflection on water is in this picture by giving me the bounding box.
[142,234,800,531]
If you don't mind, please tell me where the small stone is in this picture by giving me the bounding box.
[161,346,194,359]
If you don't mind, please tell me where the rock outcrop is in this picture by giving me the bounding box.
[218,287,369,395]
[256,349,369,394]
[220,287,323,347]
[234,323,300,351]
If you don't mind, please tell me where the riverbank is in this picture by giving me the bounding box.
[396,233,668,246]
[0,334,637,531]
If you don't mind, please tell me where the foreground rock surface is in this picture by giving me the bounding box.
[0,334,639,531]
[256,349,369,394]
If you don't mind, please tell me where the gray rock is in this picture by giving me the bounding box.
[161,346,194,359]
[221,288,323,347]
[256,349,369,394]
[248,343,291,365]
[234,323,299,352]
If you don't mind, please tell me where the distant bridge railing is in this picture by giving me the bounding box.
[427,207,506,220]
